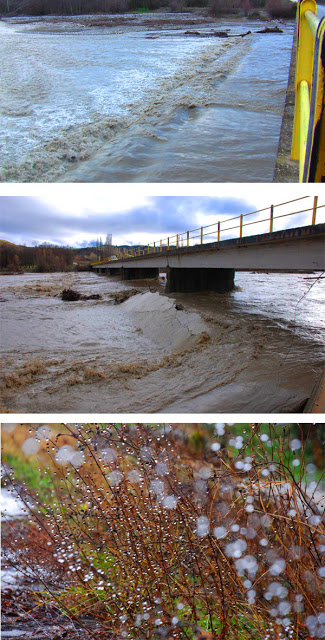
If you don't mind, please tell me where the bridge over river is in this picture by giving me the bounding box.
[91,200,325,294]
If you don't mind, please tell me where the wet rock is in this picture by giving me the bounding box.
[184,30,201,36]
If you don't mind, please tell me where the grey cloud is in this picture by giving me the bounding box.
[1,195,257,245]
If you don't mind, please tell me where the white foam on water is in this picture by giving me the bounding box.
[0,15,294,182]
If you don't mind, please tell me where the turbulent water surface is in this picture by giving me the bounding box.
[1,271,324,413]
[1,13,294,182]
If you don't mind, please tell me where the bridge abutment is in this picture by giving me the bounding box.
[166,267,235,293]
[121,267,159,280]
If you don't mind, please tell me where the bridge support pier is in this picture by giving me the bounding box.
[166,267,235,293]
[122,267,160,280]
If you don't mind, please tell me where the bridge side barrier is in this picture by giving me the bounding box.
[292,0,325,181]
[90,196,323,265]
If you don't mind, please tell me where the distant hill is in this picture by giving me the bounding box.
[0,239,19,247]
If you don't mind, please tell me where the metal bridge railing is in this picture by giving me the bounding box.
[292,0,325,182]
[91,196,323,266]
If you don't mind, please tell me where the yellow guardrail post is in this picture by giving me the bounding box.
[240,214,243,238]
[217,222,220,242]
[312,195,318,223]
[292,0,317,166]
[303,14,325,181]
[292,0,325,181]
[270,205,274,233]
[160,240,162,252]
[167,237,170,250]
[176,234,179,249]
[200,227,203,244]
[153,242,156,253]
[187,231,189,247]
[299,79,311,180]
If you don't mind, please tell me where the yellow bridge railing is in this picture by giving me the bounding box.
[292,0,325,182]
[91,196,323,265]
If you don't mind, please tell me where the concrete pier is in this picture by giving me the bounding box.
[121,267,159,280]
[166,267,235,293]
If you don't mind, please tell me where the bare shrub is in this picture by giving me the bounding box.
[2,423,325,640]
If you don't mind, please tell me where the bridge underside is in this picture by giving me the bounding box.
[166,267,235,293]
[122,267,160,280]
[97,265,235,293]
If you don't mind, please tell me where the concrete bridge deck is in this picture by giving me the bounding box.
[92,223,325,293]
[92,223,324,272]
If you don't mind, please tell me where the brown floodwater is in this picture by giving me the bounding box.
[1,13,294,182]
[1,271,324,413]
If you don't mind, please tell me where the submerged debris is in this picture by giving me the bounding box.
[184,29,252,38]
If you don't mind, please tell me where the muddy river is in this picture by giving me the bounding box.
[1,271,324,413]
[1,13,294,182]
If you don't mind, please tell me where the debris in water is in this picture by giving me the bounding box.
[61,289,81,301]
[256,26,283,33]
[61,288,101,301]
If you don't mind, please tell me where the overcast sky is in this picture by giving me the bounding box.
[1,187,323,247]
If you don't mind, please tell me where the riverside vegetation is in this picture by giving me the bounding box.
[1,0,296,17]
[1,423,325,640]
[0,240,112,273]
